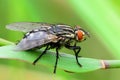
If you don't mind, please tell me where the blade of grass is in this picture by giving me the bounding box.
[0,45,120,73]
[0,38,120,73]
[0,45,101,73]
[0,38,14,46]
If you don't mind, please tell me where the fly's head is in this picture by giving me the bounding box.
[74,26,90,42]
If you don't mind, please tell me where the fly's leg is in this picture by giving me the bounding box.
[54,47,59,73]
[74,46,82,67]
[65,44,82,67]
[33,45,49,65]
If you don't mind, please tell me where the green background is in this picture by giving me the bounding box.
[0,0,120,80]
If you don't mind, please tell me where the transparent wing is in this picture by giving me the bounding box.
[15,31,58,50]
[6,22,52,32]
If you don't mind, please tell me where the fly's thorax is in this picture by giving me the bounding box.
[49,24,75,39]
[59,33,75,39]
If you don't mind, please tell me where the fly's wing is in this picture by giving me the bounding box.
[15,31,58,51]
[6,22,52,32]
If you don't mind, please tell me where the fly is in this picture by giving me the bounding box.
[6,22,90,73]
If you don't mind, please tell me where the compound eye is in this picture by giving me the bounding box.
[77,30,84,41]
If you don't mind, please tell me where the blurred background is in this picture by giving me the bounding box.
[0,0,120,80]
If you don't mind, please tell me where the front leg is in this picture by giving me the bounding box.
[65,43,82,67]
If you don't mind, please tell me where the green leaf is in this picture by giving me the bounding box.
[0,38,14,46]
[0,45,102,73]
[0,44,120,73]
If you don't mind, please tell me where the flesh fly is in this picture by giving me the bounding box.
[6,22,89,73]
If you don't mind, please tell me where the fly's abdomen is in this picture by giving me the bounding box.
[15,31,51,50]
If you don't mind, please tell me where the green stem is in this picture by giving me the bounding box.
[0,38,14,46]
[104,60,120,69]
[1,38,120,73]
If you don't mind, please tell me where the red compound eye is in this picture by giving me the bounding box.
[77,30,84,41]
